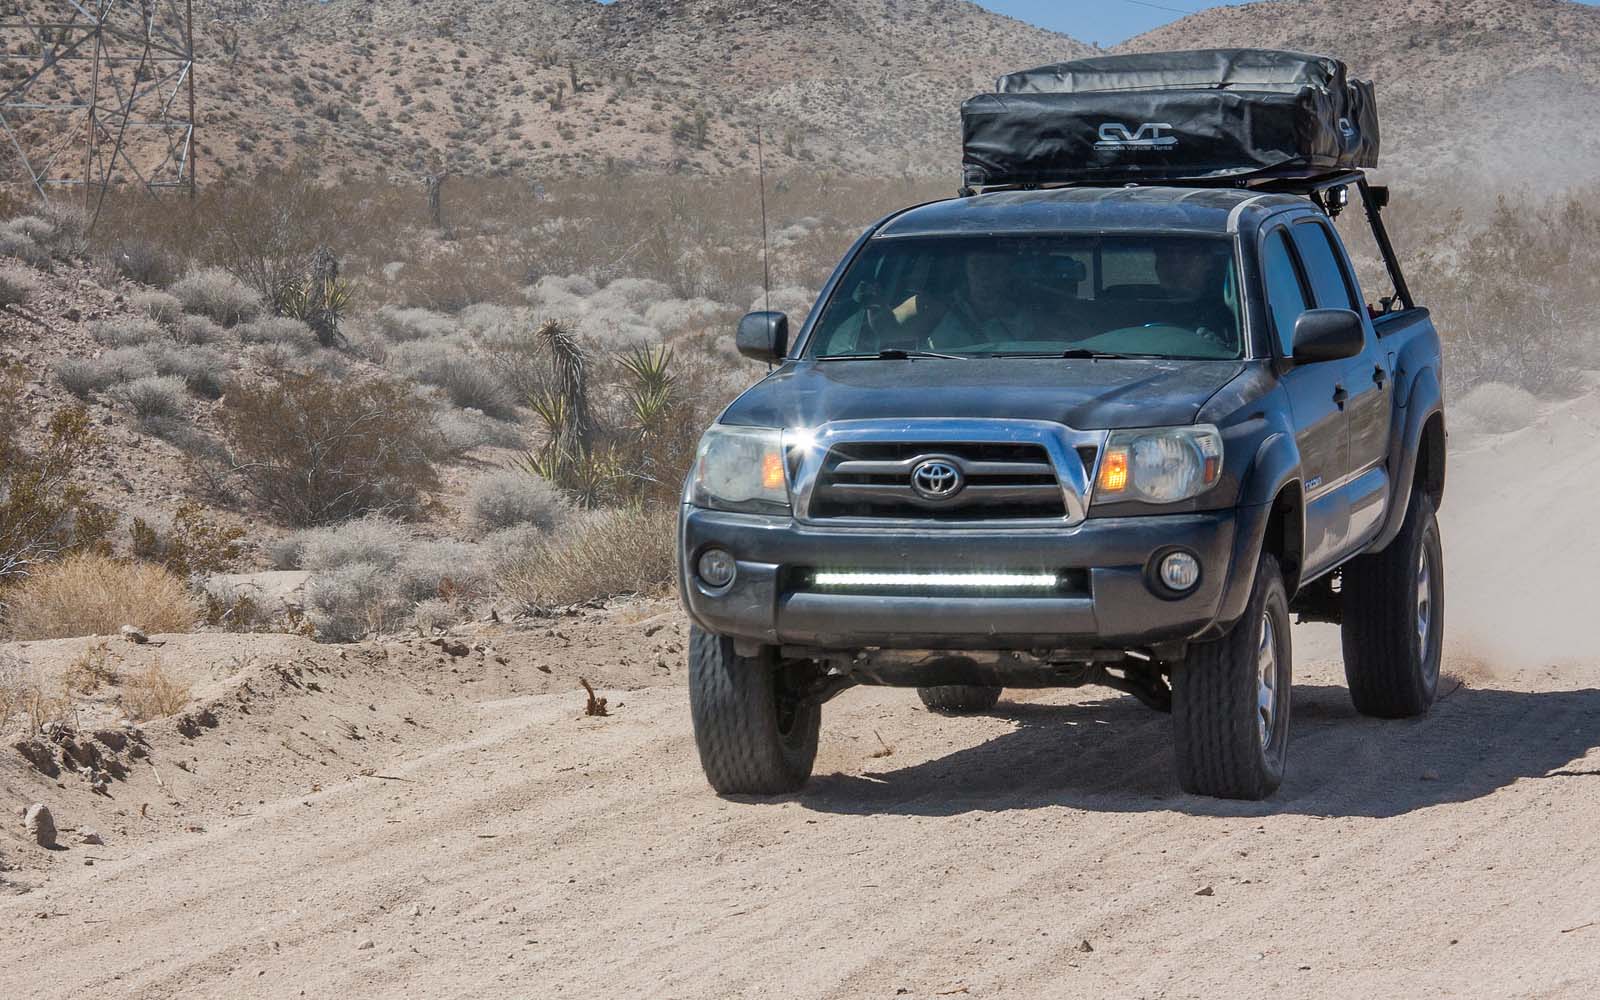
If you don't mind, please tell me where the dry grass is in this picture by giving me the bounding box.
[4,554,201,641]
[499,505,676,609]
[122,661,192,721]
[62,640,120,694]
[0,650,70,735]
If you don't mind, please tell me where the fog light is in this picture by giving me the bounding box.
[1159,552,1201,592]
[697,548,737,588]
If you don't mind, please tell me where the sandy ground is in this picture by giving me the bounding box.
[4,393,1600,999]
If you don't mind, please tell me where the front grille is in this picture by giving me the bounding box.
[808,441,1069,521]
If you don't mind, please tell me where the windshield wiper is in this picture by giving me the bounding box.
[985,349,1142,360]
[817,349,969,361]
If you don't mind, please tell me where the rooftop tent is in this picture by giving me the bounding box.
[961,49,1380,189]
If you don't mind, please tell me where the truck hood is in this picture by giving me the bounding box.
[720,358,1247,431]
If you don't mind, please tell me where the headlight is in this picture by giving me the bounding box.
[689,425,791,514]
[1094,425,1223,505]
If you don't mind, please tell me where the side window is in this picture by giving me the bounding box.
[1291,221,1359,311]
[1261,228,1310,357]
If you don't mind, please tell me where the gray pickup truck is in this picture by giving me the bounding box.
[678,169,1444,801]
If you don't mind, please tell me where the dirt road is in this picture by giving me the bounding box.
[4,394,1600,999]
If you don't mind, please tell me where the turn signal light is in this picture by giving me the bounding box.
[761,451,786,490]
[1099,449,1129,493]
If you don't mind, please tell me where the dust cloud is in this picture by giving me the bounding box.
[1438,389,1600,670]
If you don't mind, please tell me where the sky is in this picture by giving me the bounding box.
[976,0,1600,46]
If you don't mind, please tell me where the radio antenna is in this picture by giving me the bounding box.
[756,124,772,314]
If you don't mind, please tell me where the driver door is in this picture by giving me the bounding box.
[1261,224,1351,578]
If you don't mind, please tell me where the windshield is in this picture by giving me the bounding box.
[804,233,1244,360]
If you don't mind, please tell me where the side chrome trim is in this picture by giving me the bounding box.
[790,418,1107,529]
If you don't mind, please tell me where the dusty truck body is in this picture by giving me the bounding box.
[678,51,1446,801]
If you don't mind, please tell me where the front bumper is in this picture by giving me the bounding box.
[679,504,1270,652]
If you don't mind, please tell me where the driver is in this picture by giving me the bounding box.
[1152,243,1238,338]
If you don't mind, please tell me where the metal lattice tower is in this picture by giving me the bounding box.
[0,0,196,222]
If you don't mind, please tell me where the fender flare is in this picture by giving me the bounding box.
[1370,366,1444,552]
[1217,430,1304,624]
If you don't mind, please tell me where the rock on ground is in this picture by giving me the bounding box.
[23,803,56,848]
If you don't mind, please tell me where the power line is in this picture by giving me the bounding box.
[1121,0,1201,14]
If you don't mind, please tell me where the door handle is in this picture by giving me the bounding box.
[1333,385,1349,408]
[1373,366,1388,388]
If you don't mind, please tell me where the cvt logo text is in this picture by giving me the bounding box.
[1095,122,1178,151]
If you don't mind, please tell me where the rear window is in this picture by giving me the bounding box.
[804,233,1244,361]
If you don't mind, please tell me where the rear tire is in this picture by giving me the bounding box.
[917,685,1003,714]
[1341,491,1444,718]
[1172,552,1292,800]
[688,627,819,796]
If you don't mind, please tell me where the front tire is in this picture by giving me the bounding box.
[917,685,1003,714]
[1172,552,1292,800]
[1341,491,1444,718]
[688,627,820,796]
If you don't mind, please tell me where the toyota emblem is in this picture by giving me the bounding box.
[910,459,964,500]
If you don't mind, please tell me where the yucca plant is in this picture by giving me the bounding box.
[618,344,679,430]
[536,318,591,458]
[283,276,353,337]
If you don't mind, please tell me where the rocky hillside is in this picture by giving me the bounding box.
[1119,0,1600,186]
[163,0,1092,181]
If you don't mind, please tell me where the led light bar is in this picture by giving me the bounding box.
[812,571,1061,589]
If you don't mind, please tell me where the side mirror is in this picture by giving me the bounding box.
[736,311,790,364]
[1291,308,1365,364]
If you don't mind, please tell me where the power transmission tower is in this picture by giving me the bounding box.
[0,0,197,225]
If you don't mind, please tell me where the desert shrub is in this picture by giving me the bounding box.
[0,651,67,735]
[0,265,39,308]
[394,539,491,604]
[433,408,524,456]
[199,577,285,633]
[130,502,245,578]
[0,379,113,589]
[216,371,441,526]
[54,347,158,397]
[468,469,569,532]
[304,562,407,642]
[432,355,516,417]
[0,228,45,267]
[480,524,544,572]
[291,515,409,571]
[458,303,522,340]
[4,554,200,640]
[373,305,457,342]
[410,599,458,635]
[90,316,166,347]
[266,534,306,570]
[122,661,192,721]
[498,505,675,608]
[171,267,263,327]
[104,237,179,287]
[174,314,224,346]
[132,290,184,327]
[108,374,187,419]
[144,344,231,399]
[62,641,119,694]
[238,315,316,352]
[0,212,78,266]
[386,339,517,417]
[53,359,103,398]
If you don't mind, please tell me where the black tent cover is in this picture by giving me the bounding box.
[961,49,1380,188]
